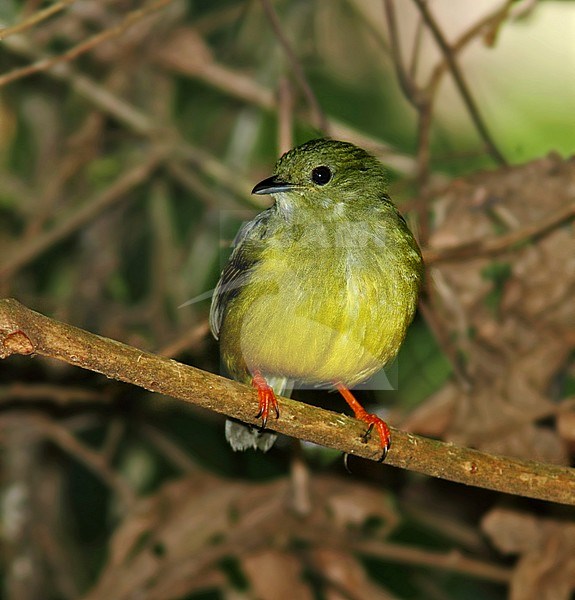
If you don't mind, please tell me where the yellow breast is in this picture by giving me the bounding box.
[220,229,420,387]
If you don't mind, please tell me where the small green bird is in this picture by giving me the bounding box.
[210,139,423,458]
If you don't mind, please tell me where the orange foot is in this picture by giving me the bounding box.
[252,372,279,429]
[336,383,391,461]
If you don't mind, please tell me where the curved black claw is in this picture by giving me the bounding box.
[343,453,352,474]
[255,410,268,431]
[378,442,390,463]
[361,422,375,444]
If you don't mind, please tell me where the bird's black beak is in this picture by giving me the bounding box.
[251,175,293,195]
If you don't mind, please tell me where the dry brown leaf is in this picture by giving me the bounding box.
[401,381,459,437]
[311,547,397,600]
[325,480,399,536]
[557,405,575,444]
[240,550,313,600]
[426,155,575,462]
[482,508,575,600]
[154,27,216,76]
[81,473,398,600]
[82,473,289,600]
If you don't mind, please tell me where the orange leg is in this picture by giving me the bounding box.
[336,383,391,461]
[252,371,279,429]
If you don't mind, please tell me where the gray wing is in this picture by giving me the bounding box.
[209,208,273,340]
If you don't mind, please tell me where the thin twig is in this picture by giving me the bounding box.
[0,0,174,88]
[40,417,136,509]
[24,112,106,241]
[0,383,109,405]
[10,22,397,175]
[0,412,136,509]
[344,0,390,55]
[408,12,424,80]
[418,298,471,390]
[156,33,416,174]
[156,320,210,358]
[0,0,77,41]
[259,0,329,133]
[424,197,575,264]
[383,0,421,107]
[2,28,412,189]
[298,528,511,584]
[411,0,507,165]
[345,538,511,583]
[1,33,256,200]
[1,298,574,506]
[278,77,294,154]
[0,153,163,281]
[138,422,199,474]
[427,1,514,92]
[383,0,433,187]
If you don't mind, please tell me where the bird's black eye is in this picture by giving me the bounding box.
[311,166,332,185]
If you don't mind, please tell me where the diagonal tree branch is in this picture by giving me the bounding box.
[0,153,163,281]
[0,0,174,88]
[0,0,77,41]
[423,196,575,264]
[0,298,574,505]
[411,0,508,166]
[259,0,329,133]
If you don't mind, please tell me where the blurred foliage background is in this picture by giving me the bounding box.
[0,1,574,599]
